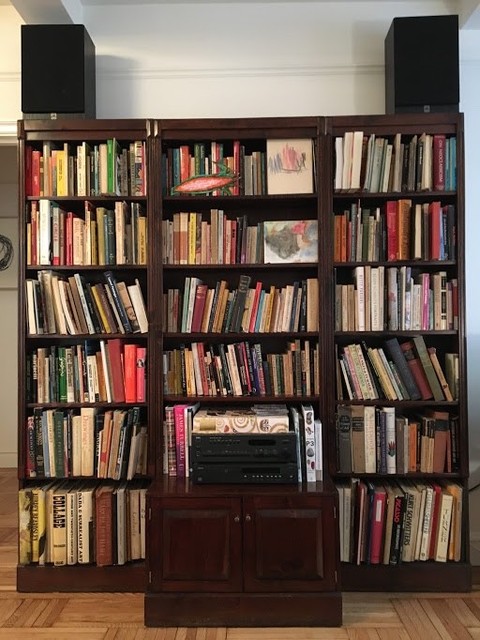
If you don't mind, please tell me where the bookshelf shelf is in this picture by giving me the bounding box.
[163,394,321,404]
[333,190,456,200]
[162,263,318,271]
[17,562,147,593]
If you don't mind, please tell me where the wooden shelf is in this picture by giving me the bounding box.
[17,562,147,593]
[340,562,471,592]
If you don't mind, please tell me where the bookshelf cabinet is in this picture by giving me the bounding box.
[145,117,342,626]
[17,119,153,592]
[17,113,470,616]
[327,113,470,592]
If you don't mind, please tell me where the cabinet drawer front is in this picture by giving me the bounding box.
[243,496,338,592]
[148,497,242,592]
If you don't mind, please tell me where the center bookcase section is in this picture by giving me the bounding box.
[145,118,342,627]
[18,119,152,592]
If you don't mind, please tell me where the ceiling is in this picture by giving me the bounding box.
[5,0,480,29]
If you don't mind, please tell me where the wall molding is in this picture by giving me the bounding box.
[0,121,16,145]
[97,63,385,80]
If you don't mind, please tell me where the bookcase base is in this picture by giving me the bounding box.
[340,562,471,592]
[17,563,146,593]
[145,591,343,627]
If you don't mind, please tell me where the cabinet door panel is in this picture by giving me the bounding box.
[243,496,338,592]
[148,496,242,592]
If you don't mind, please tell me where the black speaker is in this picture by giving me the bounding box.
[385,15,459,114]
[21,24,96,118]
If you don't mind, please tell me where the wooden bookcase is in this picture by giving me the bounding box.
[144,117,342,627]
[16,113,470,617]
[17,119,153,592]
[326,113,470,592]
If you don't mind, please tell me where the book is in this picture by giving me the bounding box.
[77,483,95,564]
[336,405,352,474]
[400,339,433,400]
[350,404,365,474]
[95,483,115,566]
[18,488,32,565]
[263,220,318,264]
[301,403,316,482]
[369,485,387,564]
[412,336,445,401]
[52,482,68,566]
[434,491,454,562]
[192,405,289,434]
[383,337,421,401]
[266,138,314,195]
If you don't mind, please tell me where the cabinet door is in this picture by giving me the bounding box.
[148,496,243,592]
[243,495,338,592]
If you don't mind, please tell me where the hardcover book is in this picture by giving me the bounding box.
[266,139,314,195]
[263,220,318,264]
[192,407,289,434]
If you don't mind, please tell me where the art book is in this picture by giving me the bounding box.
[266,138,314,194]
[263,219,318,263]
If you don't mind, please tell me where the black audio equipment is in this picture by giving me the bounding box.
[21,24,96,119]
[191,462,298,484]
[191,432,297,464]
[385,15,459,114]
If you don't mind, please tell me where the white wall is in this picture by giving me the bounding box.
[0,1,479,473]
[0,145,18,467]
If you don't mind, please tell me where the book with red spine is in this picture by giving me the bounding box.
[400,340,433,400]
[95,483,115,566]
[369,485,387,564]
[429,200,442,260]
[190,283,208,333]
[123,343,137,403]
[107,338,126,402]
[31,150,41,197]
[173,404,190,478]
[428,482,443,560]
[385,200,397,261]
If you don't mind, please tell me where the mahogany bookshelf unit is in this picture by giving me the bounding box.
[16,113,470,626]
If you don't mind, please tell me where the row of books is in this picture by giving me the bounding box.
[336,336,458,403]
[162,138,315,197]
[164,403,322,482]
[19,479,148,567]
[335,479,462,565]
[25,270,148,336]
[163,339,320,398]
[162,213,318,266]
[334,131,456,193]
[25,406,147,481]
[162,211,264,265]
[333,201,455,263]
[27,200,147,267]
[26,341,146,405]
[335,267,458,332]
[164,276,319,334]
[336,404,459,475]
[25,139,147,198]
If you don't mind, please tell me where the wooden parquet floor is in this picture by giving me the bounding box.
[2,468,480,639]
